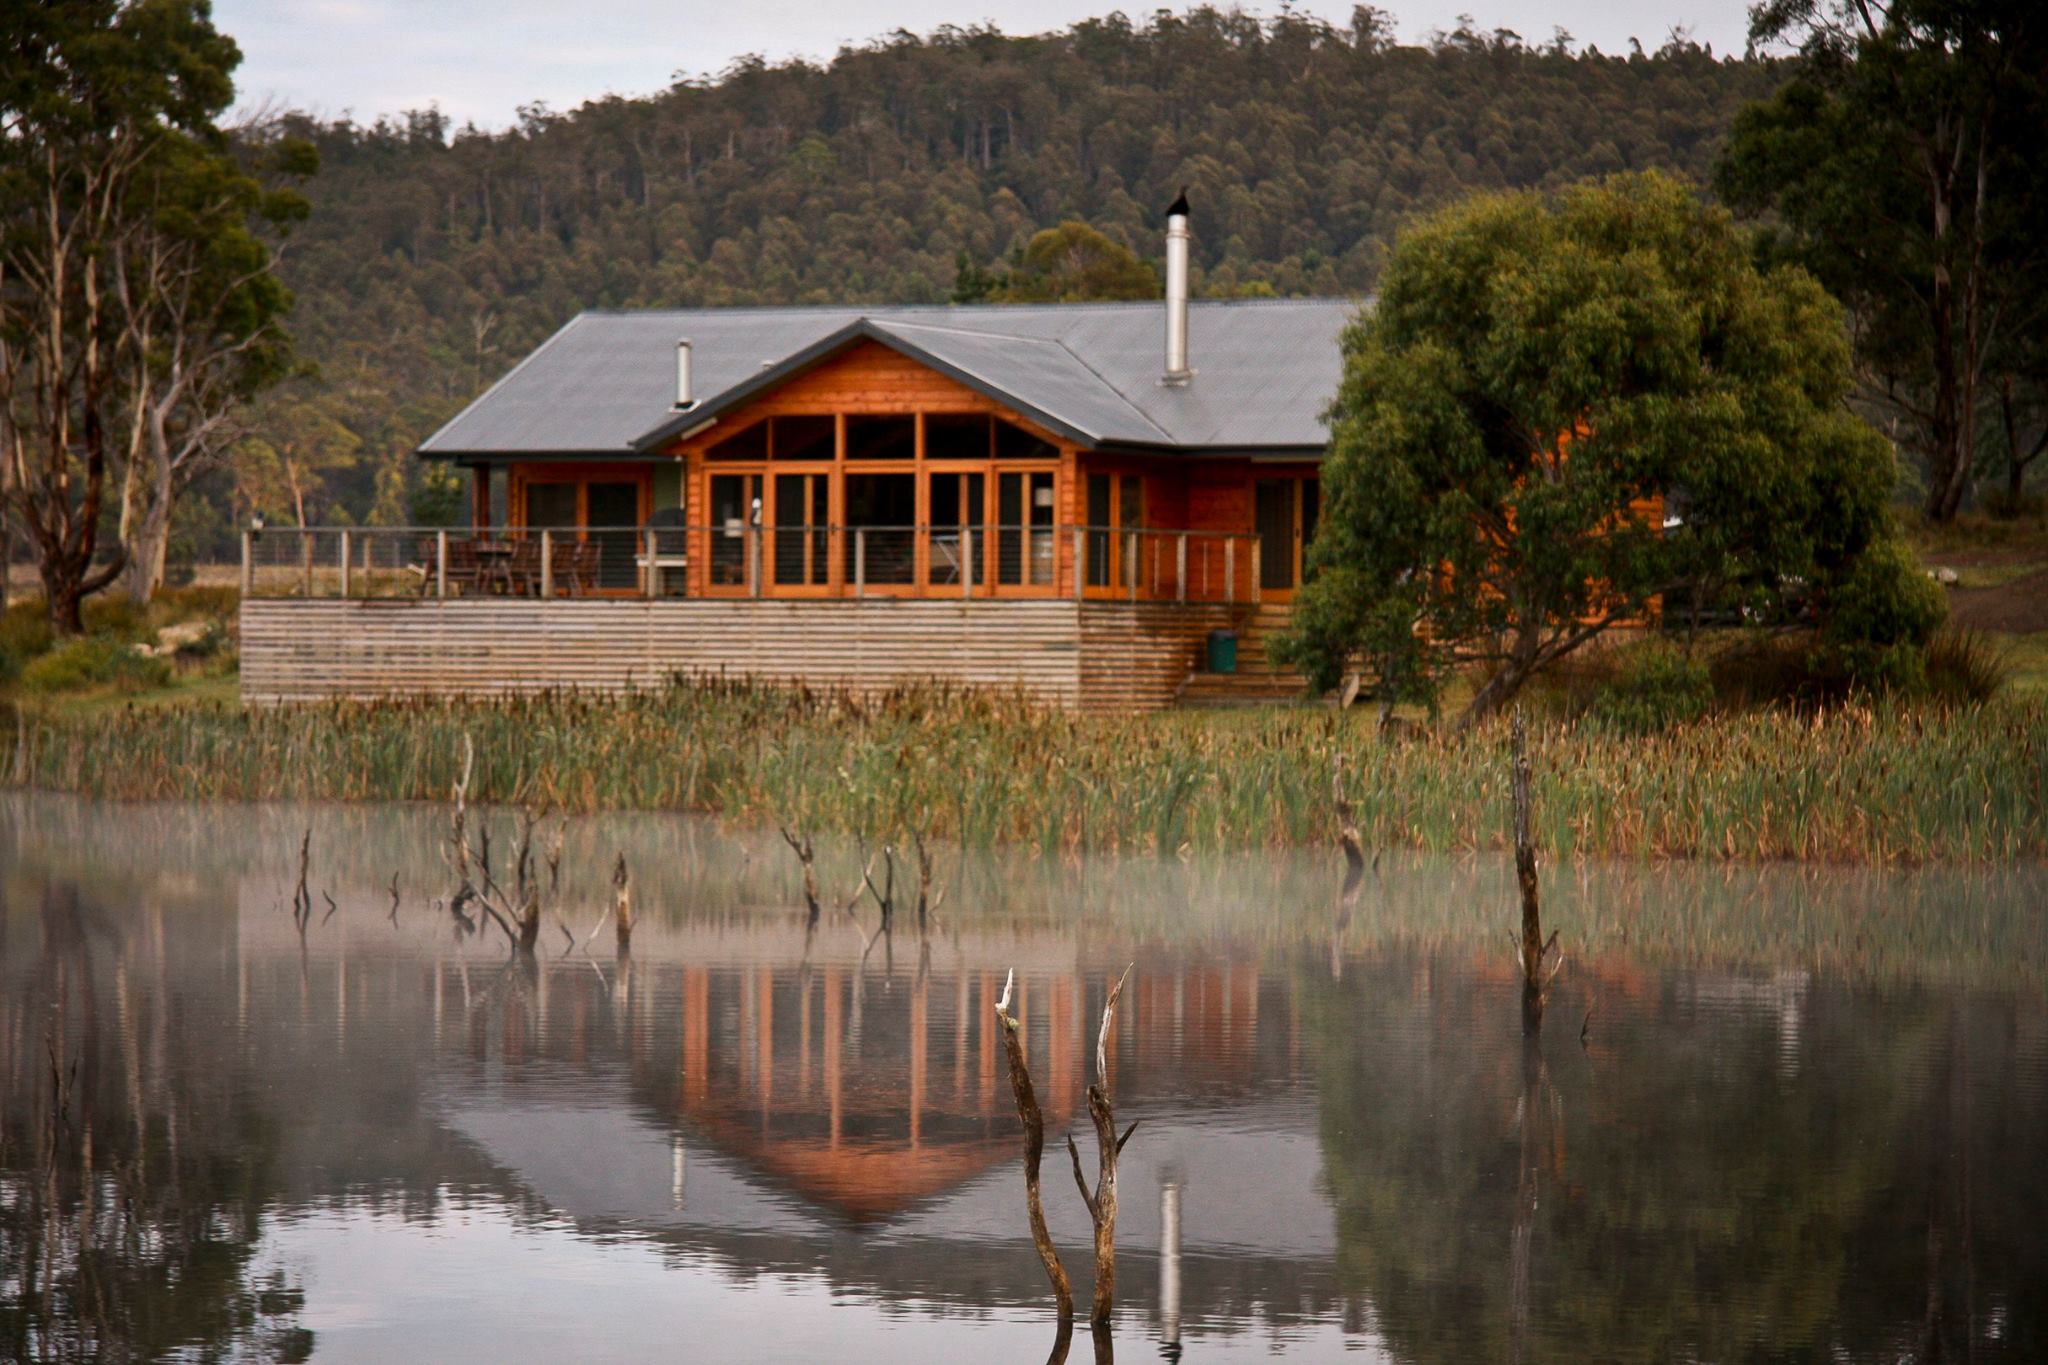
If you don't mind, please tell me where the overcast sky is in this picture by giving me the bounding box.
[215,1,1760,131]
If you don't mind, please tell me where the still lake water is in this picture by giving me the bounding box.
[2,792,2044,1363]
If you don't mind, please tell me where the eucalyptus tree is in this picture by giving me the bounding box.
[1278,172,1943,724]
[0,0,310,627]
[1717,0,2048,522]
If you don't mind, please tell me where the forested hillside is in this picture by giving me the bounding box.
[205,9,1778,557]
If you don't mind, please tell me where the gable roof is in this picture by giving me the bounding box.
[417,297,1361,459]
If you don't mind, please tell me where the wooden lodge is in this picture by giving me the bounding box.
[240,209,1357,710]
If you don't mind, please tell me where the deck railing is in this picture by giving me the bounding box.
[240,524,1264,604]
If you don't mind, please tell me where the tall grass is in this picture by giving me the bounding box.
[3,681,2043,863]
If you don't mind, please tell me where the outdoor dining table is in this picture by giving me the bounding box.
[470,540,518,595]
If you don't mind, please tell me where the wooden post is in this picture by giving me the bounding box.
[1511,707,1557,1034]
[645,527,658,598]
[1176,534,1187,603]
[436,530,448,599]
[1224,538,1236,605]
[854,528,866,599]
[1073,528,1085,601]
[1126,530,1137,602]
[301,532,313,598]
[961,524,973,599]
[748,526,761,598]
[338,529,351,598]
[239,530,253,599]
[539,529,553,600]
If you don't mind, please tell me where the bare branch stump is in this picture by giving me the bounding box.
[995,969,1074,1322]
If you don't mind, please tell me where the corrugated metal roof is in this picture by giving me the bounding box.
[417,297,1363,457]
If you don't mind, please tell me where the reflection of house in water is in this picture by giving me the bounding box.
[227,877,1340,1316]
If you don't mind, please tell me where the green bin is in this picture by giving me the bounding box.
[1206,629,1239,674]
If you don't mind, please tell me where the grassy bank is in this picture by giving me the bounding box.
[4,682,2042,863]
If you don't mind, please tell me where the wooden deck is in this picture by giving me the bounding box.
[240,597,1250,713]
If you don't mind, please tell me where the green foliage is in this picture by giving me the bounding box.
[407,461,465,526]
[1589,643,1714,734]
[19,638,172,696]
[1281,171,1917,724]
[987,221,1157,302]
[1817,538,1949,691]
[1922,626,2009,704]
[2,682,2043,862]
[0,604,56,665]
[155,19,1775,556]
[1716,0,2048,521]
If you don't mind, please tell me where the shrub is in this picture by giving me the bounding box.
[0,602,55,662]
[1589,643,1714,733]
[1818,537,1948,692]
[80,597,147,642]
[1922,626,2008,704]
[19,638,173,695]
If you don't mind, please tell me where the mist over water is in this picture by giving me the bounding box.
[3,794,2043,1362]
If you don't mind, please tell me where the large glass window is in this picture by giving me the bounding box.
[925,413,990,460]
[706,420,767,460]
[845,416,915,461]
[525,483,577,529]
[586,482,641,589]
[998,471,1055,587]
[1086,474,1113,588]
[772,415,835,461]
[772,473,830,587]
[843,473,916,585]
[1256,478,1296,591]
[995,419,1057,461]
[709,473,760,587]
[927,470,986,587]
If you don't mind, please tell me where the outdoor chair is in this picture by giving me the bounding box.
[506,537,542,595]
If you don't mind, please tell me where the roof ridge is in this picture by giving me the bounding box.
[574,296,1364,318]
[870,317,1063,343]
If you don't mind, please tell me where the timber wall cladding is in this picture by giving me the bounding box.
[1076,602,1237,713]
[241,600,1231,711]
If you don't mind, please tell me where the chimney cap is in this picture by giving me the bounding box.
[1166,186,1189,219]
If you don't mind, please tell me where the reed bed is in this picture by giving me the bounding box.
[3,681,2043,863]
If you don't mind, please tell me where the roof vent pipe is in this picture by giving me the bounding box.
[674,338,695,410]
[1163,188,1193,386]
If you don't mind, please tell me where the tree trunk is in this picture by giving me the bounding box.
[41,560,85,635]
[121,478,172,607]
[1457,617,1544,729]
[1510,707,1548,1034]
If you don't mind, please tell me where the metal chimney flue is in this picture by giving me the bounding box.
[674,338,695,410]
[1163,188,1193,386]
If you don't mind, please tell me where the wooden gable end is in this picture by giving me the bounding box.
[664,339,1065,452]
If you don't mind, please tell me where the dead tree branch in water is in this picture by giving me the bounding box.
[289,828,313,937]
[777,825,821,925]
[910,820,948,934]
[611,853,633,953]
[1066,964,1136,1329]
[438,735,548,958]
[1333,754,1366,921]
[1510,708,1562,1032]
[994,968,1075,1323]
[857,833,898,935]
[387,872,401,925]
